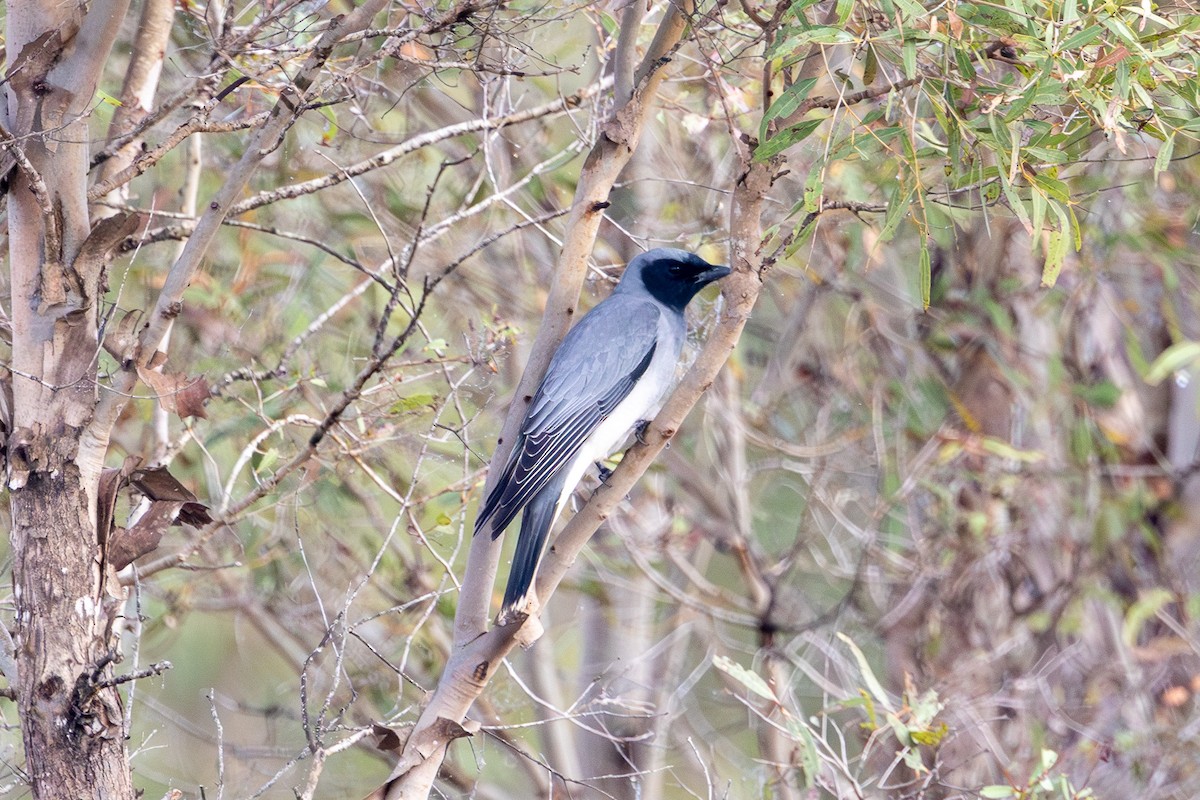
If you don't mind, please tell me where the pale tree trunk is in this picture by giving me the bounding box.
[4,0,134,797]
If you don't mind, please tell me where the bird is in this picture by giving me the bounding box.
[474,247,731,621]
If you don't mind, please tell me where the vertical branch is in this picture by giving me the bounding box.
[453,0,696,647]
[92,0,176,214]
[613,1,647,108]
[533,145,776,627]
[384,5,704,799]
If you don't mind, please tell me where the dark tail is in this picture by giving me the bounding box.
[500,473,566,618]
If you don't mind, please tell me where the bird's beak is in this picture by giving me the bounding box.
[695,264,732,284]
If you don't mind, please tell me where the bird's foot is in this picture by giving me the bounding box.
[634,419,651,445]
[595,461,614,483]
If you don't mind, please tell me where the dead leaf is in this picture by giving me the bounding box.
[137,364,210,419]
[177,502,214,527]
[130,466,196,502]
[1095,45,1131,71]
[129,466,212,526]
[175,375,211,419]
[947,8,963,38]
[97,470,122,548]
[371,723,407,753]
[110,501,181,569]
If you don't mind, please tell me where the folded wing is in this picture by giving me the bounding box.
[475,296,662,539]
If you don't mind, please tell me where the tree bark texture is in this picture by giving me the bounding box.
[4,1,134,797]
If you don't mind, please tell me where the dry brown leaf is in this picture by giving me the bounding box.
[108,502,178,570]
[946,8,963,38]
[137,364,210,419]
[130,466,196,502]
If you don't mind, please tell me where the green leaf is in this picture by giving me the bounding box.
[837,633,893,711]
[1067,203,1083,251]
[253,447,279,475]
[886,711,912,746]
[803,168,823,213]
[1070,417,1095,464]
[1060,24,1103,51]
[836,0,855,25]
[902,746,925,772]
[1030,183,1047,240]
[999,174,1032,233]
[755,117,826,160]
[392,393,438,413]
[95,89,124,107]
[954,47,976,82]
[1144,341,1200,385]
[1004,84,1039,123]
[891,0,927,18]
[1059,0,1078,25]
[1073,380,1121,409]
[1042,227,1067,287]
[909,687,942,725]
[980,438,1046,463]
[903,40,917,79]
[712,655,775,700]
[785,219,819,258]
[980,786,1016,799]
[1155,133,1176,181]
[1030,173,1071,204]
[879,182,915,243]
[597,10,619,35]
[1022,145,1068,164]
[910,722,948,746]
[318,104,338,144]
[780,25,860,48]
[919,240,931,310]
[761,77,819,141]
[783,717,821,788]
[863,43,879,85]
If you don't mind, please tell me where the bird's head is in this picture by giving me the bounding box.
[617,248,731,311]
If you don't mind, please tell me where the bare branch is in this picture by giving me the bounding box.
[91,0,391,443]
[128,287,430,582]
[613,1,647,107]
[91,0,175,210]
[0,122,60,260]
[227,84,610,219]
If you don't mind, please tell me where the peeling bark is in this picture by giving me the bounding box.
[4,0,135,796]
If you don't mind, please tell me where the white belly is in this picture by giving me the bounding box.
[553,312,683,518]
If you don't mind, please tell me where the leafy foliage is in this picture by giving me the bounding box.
[760,0,1200,293]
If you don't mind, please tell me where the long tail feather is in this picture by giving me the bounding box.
[500,473,566,618]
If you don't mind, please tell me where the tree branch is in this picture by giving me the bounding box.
[91,0,175,210]
[452,0,698,649]
[380,6,729,798]
[381,145,772,800]
[89,0,389,444]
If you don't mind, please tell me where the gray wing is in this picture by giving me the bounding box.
[475,296,662,538]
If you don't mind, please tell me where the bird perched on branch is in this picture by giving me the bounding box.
[475,247,731,622]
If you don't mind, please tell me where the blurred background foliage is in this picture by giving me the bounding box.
[3,0,1200,797]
